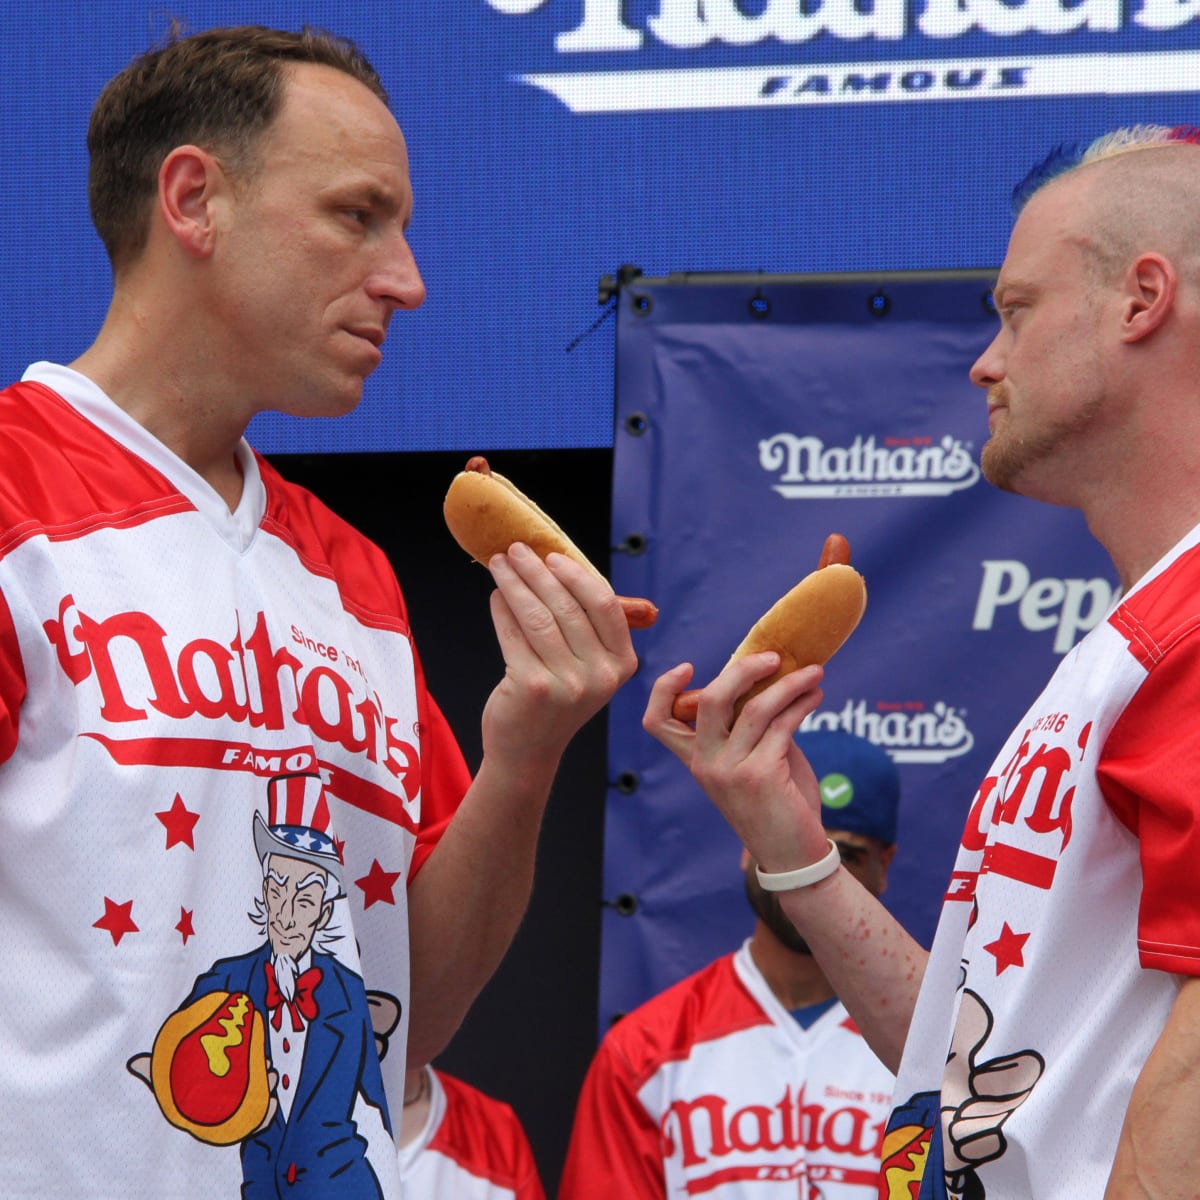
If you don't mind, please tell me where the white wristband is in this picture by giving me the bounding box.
[754,839,841,892]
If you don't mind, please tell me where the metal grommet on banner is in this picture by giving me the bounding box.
[631,293,653,315]
[612,893,639,917]
[868,288,891,317]
[614,771,639,795]
[748,289,771,319]
[616,533,647,556]
[624,412,649,436]
[982,290,997,314]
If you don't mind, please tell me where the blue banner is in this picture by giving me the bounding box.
[4,4,1200,452]
[601,272,1116,1028]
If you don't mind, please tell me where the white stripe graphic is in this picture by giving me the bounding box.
[520,49,1200,112]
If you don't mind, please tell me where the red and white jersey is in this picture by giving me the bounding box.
[560,941,894,1200]
[0,365,471,1198]
[398,1068,546,1199]
[885,524,1200,1200]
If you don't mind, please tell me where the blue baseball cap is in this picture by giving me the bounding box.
[795,729,900,845]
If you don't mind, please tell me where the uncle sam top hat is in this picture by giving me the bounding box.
[795,729,900,845]
[253,771,344,884]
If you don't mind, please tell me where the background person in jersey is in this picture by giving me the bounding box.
[558,730,899,1200]
[0,24,636,1200]
[643,125,1200,1199]
[399,1064,546,1199]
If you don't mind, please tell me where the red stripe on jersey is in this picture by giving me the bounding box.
[981,840,1057,889]
[1108,540,1200,668]
[257,456,411,638]
[685,1160,805,1193]
[81,733,419,834]
[0,383,193,561]
[429,1071,546,1198]
[1100,541,1200,976]
[0,584,26,763]
[605,955,773,1094]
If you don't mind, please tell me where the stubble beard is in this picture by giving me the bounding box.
[980,384,1105,498]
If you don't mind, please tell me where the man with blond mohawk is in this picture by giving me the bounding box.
[643,125,1200,1199]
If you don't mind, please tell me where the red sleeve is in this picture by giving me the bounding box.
[408,687,472,882]
[432,1070,547,1200]
[558,1033,667,1200]
[1098,631,1200,976]
[0,586,25,764]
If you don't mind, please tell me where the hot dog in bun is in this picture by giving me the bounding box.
[671,534,865,722]
[444,456,658,629]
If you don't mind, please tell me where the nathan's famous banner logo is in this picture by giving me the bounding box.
[803,698,976,764]
[759,432,980,498]
[483,0,1200,111]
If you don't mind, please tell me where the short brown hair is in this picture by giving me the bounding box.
[87,24,388,271]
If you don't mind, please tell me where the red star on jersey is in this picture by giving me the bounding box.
[156,794,200,850]
[176,908,195,944]
[333,836,346,864]
[94,897,139,946]
[984,922,1030,974]
[356,859,402,909]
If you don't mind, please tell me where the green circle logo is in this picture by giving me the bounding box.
[819,772,854,811]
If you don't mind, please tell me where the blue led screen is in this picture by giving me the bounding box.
[4,2,1199,451]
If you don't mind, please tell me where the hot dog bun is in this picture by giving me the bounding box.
[444,457,658,629]
[671,536,865,722]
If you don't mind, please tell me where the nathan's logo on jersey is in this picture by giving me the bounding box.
[660,1084,886,1173]
[972,560,1116,653]
[486,0,1200,112]
[803,699,975,764]
[758,433,979,498]
[41,595,419,794]
[946,718,1090,904]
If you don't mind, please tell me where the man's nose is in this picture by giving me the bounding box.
[969,330,1005,389]
[370,232,426,314]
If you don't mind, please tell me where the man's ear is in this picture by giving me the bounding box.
[1121,252,1176,344]
[157,144,226,259]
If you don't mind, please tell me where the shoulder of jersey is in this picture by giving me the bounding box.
[256,453,409,626]
[430,1070,540,1189]
[601,954,770,1080]
[1110,539,1200,667]
[0,381,183,539]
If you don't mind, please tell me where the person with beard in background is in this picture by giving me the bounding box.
[558,730,899,1200]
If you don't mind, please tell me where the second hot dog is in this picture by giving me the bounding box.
[671,535,865,722]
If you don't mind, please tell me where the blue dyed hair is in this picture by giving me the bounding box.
[1012,125,1200,214]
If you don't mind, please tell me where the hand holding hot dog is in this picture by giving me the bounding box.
[670,534,866,722]
[643,534,865,875]
[444,456,658,629]
[444,456,641,763]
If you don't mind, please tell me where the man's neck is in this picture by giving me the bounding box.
[747,921,836,1011]
[70,339,249,513]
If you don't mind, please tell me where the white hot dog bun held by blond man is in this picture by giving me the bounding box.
[443,456,659,630]
[671,534,866,722]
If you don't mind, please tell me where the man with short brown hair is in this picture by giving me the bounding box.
[0,25,636,1199]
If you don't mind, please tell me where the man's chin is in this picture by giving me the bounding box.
[980,438,1027,495]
